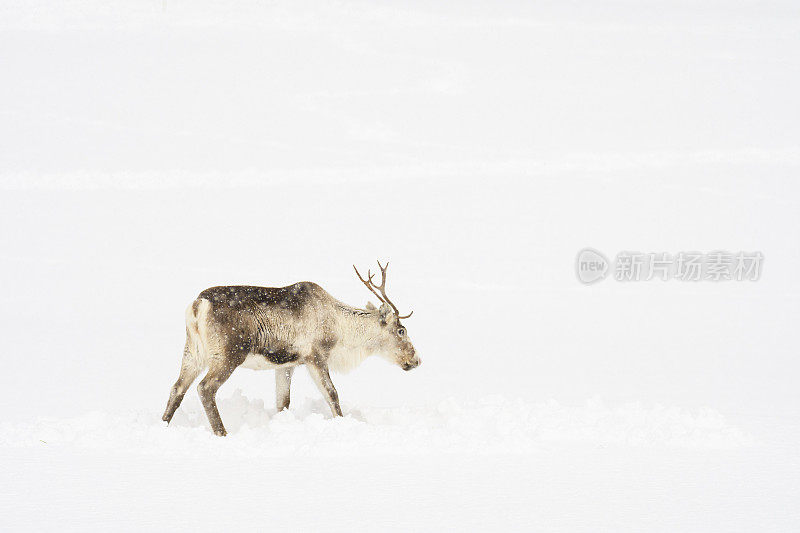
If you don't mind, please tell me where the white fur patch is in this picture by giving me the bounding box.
[183,298,211,371]
[328,344,373,373]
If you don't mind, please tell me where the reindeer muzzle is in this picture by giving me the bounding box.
[401,359,421,371]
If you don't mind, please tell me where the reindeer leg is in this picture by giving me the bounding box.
[197,361,238,436]
[307,361,342,417]
[276,367,294,411]
[162,342,201,424]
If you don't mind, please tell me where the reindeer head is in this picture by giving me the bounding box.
[354,261,420,371]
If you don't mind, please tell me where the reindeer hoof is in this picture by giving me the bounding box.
[213,428,227,437]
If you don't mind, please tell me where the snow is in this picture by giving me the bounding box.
[2,0,800,530]
[1,392,753,454]
[1,395,796,532]
[5,391,792,531]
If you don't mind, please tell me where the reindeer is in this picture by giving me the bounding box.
[162,261,419,436]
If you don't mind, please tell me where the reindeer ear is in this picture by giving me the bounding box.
[365,301,377,310]
[378,302,394,325]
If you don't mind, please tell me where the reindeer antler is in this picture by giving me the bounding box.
[353,264,385,305]
[352,260,414,319]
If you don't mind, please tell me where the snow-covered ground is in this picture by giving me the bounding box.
[1,1,800,530]
[6,394,797,531]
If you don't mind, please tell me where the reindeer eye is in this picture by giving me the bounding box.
[397,328,406,336]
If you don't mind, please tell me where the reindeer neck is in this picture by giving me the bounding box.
[326,302,384,373]
[333,302,382,347]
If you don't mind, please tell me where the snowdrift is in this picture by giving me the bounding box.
[1,393,752,457]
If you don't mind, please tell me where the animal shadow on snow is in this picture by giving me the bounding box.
[166,389,367,435]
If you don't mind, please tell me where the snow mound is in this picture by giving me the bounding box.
[0,392,752,456]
